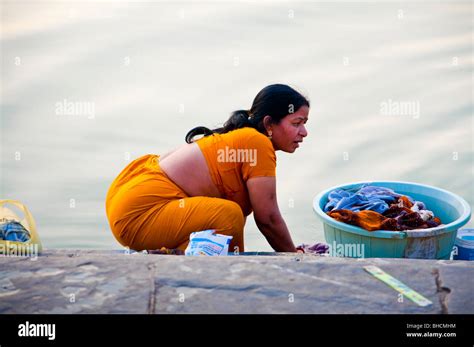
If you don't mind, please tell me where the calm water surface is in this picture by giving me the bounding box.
[1,1,472,250]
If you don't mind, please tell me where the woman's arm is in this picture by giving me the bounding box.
[247,177,297,252]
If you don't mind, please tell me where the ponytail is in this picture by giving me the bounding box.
[185,110,254,143]
[222,110,253,133]
[185,126,215,144]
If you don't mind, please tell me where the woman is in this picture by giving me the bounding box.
[105,84,310,253]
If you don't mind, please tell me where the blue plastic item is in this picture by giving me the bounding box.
[453,229,474,260]
[313,181,472,259]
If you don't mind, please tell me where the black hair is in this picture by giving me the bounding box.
[185,84,310,143]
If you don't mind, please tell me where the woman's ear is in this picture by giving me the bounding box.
[263,115,272,133]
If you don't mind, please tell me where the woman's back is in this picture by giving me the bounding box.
[158,142,222,198]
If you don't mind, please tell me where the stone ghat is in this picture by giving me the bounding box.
[0,249,472,314]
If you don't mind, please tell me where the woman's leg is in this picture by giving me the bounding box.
[128,196,245,253]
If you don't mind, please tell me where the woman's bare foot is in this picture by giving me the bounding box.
[147,247,184,255]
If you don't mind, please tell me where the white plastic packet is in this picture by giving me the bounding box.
[184,229,233,256]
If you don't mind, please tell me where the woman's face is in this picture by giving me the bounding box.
[268,105,309,153]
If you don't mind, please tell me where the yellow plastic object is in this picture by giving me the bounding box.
[0,199,42,255]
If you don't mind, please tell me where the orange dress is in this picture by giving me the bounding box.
[105,127,276,252]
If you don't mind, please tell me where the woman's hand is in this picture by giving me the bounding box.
[296,246,305,253]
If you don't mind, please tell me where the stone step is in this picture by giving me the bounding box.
[0,249,472,314]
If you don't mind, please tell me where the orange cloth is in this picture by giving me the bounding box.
[196,127,276,216]
[105,128,276,251]
[398,196,413,209]
[327,209,399,231]
[106,154,245,252]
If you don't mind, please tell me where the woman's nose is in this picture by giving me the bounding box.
[300,125,308,137]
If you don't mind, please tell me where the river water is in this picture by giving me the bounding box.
[1,1,472,250]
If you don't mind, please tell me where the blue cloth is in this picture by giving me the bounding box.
[324,185,412,214]
[0,221,31,242]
